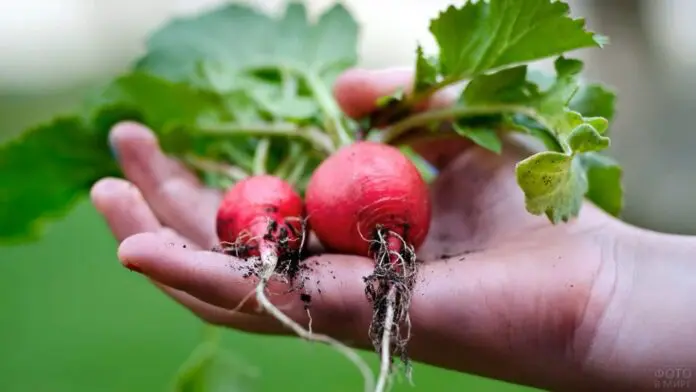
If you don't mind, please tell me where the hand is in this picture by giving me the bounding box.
[91,68,696,392]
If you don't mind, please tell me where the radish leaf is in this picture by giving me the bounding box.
[0,117,119,243]
[567,124,610,153]
[515,112,619,223]
[414,45,439,93]
[428,0,605,83]
[136,3,358,86]
[452,125,502,154]
[411,56,620,221]
[578,152,623,217]
[515,152,587,223]
[570,83,617,122]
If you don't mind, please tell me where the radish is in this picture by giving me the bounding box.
[215,174,375,392]
[216,174,306,264]
[305,141,431,391]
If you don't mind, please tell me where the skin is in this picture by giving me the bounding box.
[91,68,696,392]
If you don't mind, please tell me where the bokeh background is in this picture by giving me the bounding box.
[1,0,695,391]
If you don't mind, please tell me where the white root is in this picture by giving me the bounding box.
[375,285,398,392]
[371,229,417,390]
[256,244,376,392]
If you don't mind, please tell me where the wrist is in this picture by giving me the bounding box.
[577,224,696,391]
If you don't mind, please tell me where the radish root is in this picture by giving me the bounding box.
[375,285,397,392]
[255,242,376,392]
[365,226,418,391]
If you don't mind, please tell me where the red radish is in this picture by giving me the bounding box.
[216,174,306,261]
[305,141,431,391]
[215,174,376,392]
[305,141,431,257]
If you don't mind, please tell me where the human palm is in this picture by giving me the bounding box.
[92,68,691,392]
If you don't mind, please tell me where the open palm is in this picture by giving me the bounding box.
[91,68,675,392]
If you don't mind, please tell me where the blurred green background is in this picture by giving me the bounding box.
[1,0,695,391]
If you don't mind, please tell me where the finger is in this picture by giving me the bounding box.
[117,231,375,344]
[91,177,162,241]
[334,68,472,170]
[109,122,222,248]
[334,68,458,119]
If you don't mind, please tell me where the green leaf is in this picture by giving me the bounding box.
[92,72,264,164]
[527,127,565,152]
[535,57,584,117]
[96,72,230,130]
[453,124,502,154]
[0,117,119,243]
[515,151,587,223]
[570,83,617,121]
[136,3,359,85]
[528,69,616,122]
[413,45,439,93]
[459,57,607,154]
[461,65,534,105]
[567,124,610,153]
[577,152,623,216]
[249,86,318,121]
[429,0,606,79]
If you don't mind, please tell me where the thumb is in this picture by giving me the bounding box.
[333,67,473,170]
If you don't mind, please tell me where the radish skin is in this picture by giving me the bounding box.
[305,141,432,390]
[305,142,430,257]
[216,175,305,259]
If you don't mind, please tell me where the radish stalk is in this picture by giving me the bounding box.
[198,122,336,155]
[301,69,353,148]
[184,155,249,182]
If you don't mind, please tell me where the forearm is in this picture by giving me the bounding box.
[578,226,696,391]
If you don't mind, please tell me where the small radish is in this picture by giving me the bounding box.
[215,174,375,392]
[305,141,431,390]
[216,174,306,264]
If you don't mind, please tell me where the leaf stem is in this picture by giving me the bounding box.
[185,155,249,182]
[301,69,352,148]
[198,123,335,155]
[285,154,309,186]
[382,103,547,145]
[253,138,270,175]
[274,143,303,179]
[221,143,254,172]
